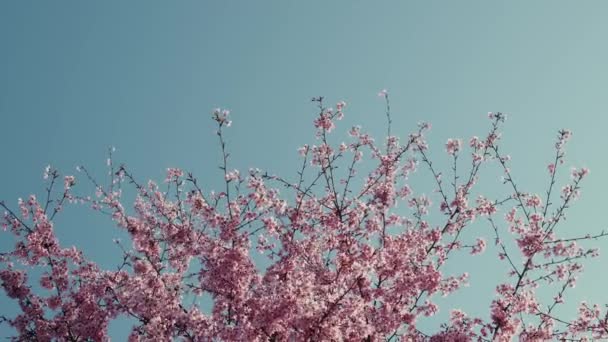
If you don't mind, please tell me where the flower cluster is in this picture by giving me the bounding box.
[0,94,604,341]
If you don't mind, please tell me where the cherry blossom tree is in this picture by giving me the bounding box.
[1,92,606,341]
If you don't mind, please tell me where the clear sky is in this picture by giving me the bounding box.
[1,1,608,339]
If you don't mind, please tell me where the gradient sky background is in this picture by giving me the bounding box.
[1,1,608,339]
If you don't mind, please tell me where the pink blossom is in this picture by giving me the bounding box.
[224,169,240,182]
[336,100,346,110]
[348,125,361,137]
[64,175,75,189]
[471,238,487,255]
[165,168,183,182]
[212,108,232,126]
[525,194,542,207]
[445,138,462,155]
[313,112,335,133]
[297,144,309,156]
[469,136,484,149]
[571,167,590,179]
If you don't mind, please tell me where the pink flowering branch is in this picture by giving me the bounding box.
[1,94,606,341]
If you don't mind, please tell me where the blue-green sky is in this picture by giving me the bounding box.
[1,1,608,339]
